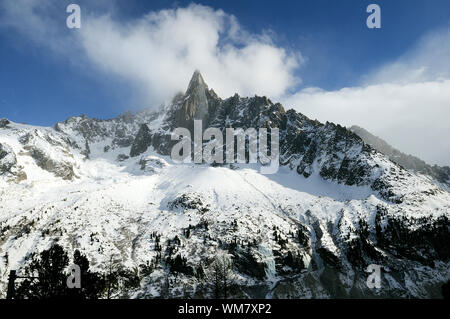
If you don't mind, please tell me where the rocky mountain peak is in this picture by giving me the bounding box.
[170,71,217,131]
[186,70,208,95]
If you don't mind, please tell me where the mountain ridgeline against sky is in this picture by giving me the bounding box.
[0,71,449,299]
[350,125,450,190]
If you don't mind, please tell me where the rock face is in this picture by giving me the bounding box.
[14,129,78,180]
[25,146,75,180]
[0,118,10,129]
[117,154,130,162]
[0,142,16,174]
[139,155,167,173]
[130,124,152,157]
[169,70,221,133]
[175,71,207,127]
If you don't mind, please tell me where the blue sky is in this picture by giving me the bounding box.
[0,0,450,165]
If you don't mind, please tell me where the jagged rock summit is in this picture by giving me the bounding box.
[171,70,219,131]
[186,70,208,95]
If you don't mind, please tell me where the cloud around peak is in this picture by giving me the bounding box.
[0,1,301,106]
[78,4,301,103]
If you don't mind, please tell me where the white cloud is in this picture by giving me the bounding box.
[283,80,450,166]
[366,27,450,84]
[0,1,301,105]
[78,4,300,103]
[281,27,450,167]
[0,0,68,54]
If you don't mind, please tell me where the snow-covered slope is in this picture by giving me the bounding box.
[0,72,449,298]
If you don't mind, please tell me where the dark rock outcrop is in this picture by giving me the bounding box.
[25,145,75,180]
[0,142,16,174]
[117,154,130,162]
[0,118,10,128]
[130,124,152,157]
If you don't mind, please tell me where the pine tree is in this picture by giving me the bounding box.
[16,244,69,299]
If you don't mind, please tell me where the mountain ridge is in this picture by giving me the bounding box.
[0,71,449,298]
[350,125,450,190]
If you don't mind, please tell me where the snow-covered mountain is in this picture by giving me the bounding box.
[0,72,449,298]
